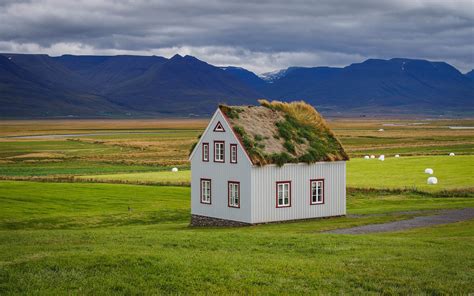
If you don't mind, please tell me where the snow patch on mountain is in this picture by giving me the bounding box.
[259,68,288,83]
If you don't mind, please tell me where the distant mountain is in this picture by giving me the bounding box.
[55,55,168,88]
[259,59,474,113]
[103,55,261,114]
[0,53,262,117]
[465,70,474,80]
[220,66,267,91]
[224,58,474,114]
[0,54,127,117]
[0,53,472,117]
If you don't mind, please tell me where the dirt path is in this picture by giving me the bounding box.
[327,208,474,234]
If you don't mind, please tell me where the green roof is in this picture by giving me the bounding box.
[219,100,349,166]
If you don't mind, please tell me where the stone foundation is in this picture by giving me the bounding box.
[190,214,346,227]
[190,214,250,227]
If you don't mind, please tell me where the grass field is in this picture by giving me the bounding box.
[0,118,472,294]
[75,155,473,193]
[0,118,472,178]
[77,170,191,186]
[0,181,473,294]
[347,155,474,191]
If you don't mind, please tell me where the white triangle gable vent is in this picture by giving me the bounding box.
[213,121,225,132]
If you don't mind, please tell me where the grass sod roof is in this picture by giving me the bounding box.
[219,100,349,166]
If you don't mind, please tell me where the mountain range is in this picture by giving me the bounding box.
[1,53,473,118]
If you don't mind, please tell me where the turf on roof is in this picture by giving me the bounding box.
[220,100,349,166]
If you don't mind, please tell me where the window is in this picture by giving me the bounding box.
[276,181,291,208]
[213,121,225,132]
[310,179,324,204]
[214,141,225,162]
[230,144,237,163]
[228,181,240,208]
[200,179,211,204]
[202,143,209,162]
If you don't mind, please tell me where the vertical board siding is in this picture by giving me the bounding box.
[191,111,252,223]
[251,161,346,223]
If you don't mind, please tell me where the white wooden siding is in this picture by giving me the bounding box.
[190,110,252,223]
[250,161,346,223]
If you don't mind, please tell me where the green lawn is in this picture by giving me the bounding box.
[74,155,474,193]
[77,170,191,186]
[0,161,170,177]
[347,155,473,191]
[0,181,473,294]
[347,143,474,157]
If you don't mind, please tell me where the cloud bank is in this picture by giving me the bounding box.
[0,0,472,73]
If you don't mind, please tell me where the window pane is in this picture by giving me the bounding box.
[312,185,316,202]
[231,145,237,162]
[229,183,239,207]
[277,183,290,206]
[215,142,224,161]
[201,180,210,203]
[203,144,209,161]
[311,180,323,203]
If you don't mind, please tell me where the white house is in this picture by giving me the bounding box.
[189,100,349,226]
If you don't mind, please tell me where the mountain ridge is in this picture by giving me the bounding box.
[0,53,473,118]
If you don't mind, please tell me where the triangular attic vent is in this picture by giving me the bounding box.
[213,121,225,132]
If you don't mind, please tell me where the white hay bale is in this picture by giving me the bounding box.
[364,155,370,159]
[378,128,384,132]
[395,154,400,158]
[378,155,385,161]
[171,167,179,172]
[449,152,455,156]
[427,177,438,185]
[424,168,433,174]
[370,155,375,159]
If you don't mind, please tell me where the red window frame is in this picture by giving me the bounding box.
[213,121,225,132]
[230,144,238,163]
[214,140,225,163]
[202,142,209,162]
[276,181,291,208]
[228,181,240,208]
[310,179,325,205]
[200,178,212,204]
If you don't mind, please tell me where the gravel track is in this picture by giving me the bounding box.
[327,208,474,234]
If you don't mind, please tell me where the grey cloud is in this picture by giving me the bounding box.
[0,0,472,73]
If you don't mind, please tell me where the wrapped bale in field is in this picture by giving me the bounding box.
[427,177,438,185]
[424,168,433,174]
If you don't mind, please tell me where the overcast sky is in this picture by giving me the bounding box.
[0,0,473,73]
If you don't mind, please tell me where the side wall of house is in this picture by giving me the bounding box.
[190,110,252,223]
[250,161,346,223]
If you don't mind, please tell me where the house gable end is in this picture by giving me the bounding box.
[189,109,252,166]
